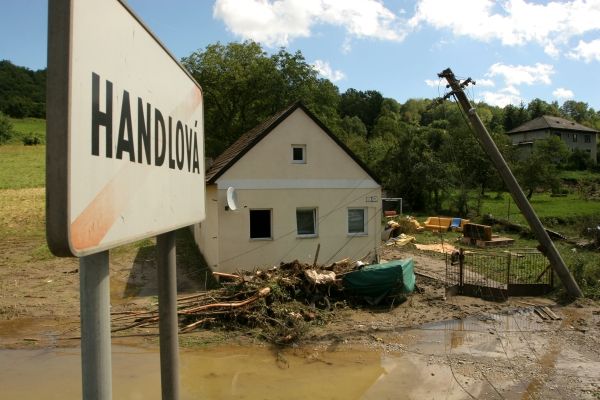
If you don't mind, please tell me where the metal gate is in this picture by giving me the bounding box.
[446,248,554,301]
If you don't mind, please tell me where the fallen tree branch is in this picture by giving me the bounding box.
[179,287,271,315]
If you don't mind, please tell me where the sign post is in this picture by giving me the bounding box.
[157,232,179,399]
[47,1,205,398]
[79,251,112,399]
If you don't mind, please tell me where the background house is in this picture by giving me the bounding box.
[507,115,598,162]
[192,102,382,273]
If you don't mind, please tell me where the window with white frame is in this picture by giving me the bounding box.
[249,209,272,239]
[291,145,306,164]
[347,208,367,235]
[296,208,317,237]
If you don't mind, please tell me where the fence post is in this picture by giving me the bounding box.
[459,248,464,293]
[506,252,511,289]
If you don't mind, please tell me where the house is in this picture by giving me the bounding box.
[192,102,382,273]
[506,115,598,162]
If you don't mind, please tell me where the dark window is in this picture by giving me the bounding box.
[348,208,367,234]
[296,208,317,236]
[573,134,577,142]
[292,145,306,163]
[250,209,271,239]
[585,134,591,143]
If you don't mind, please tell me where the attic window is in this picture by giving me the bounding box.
[292,145,306,164]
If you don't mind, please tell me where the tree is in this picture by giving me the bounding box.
[380,123,453,212]
[339,89,383,136]
[514,136,569,199]
[0,111,14,144]
[527,98,561,119]
[503,103,530,131]
[0,60,46,118]
[182,41,339,157]
[560,100,590,123]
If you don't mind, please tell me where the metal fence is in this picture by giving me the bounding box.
[446,248,553,301]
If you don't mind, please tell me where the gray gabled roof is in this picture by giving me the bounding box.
[205,101,380,184]
[507,115,598,135]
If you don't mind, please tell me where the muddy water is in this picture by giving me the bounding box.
[1,310,599,399]
[0,345,384,399]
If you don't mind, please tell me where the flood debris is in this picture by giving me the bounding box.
[111,258,415,344]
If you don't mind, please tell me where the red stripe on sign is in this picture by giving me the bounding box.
[70,168,130,251]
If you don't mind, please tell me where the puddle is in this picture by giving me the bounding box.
[0,345,385,400]
[1,309,598,399]
[0,317,68,347]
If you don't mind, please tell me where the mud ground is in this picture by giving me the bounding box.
[1,228,600,398]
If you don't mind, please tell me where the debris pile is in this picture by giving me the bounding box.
[111,259,379,345]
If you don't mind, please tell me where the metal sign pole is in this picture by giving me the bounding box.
[80,251,112,400]
[157,231,180,400]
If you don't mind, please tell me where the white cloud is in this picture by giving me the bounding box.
[424,79,441,87]
[567,39,600,62]
[486,62,554,86]
[553,87,575,100]
[409,0,600,56]
[480,87,523,107]
[213,0,407,47]
[475,78,495,87]
[313,60,346,82]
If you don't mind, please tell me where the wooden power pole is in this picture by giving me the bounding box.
[438,68,583,299]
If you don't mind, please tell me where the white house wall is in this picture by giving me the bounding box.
[193,184,219,268]
[219,109,373,183]
[214,187,381,272]
[197,108,382,272]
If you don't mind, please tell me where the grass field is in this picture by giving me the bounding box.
[0,145,45,189]
[7,117,46,144]
[477,192,600,228]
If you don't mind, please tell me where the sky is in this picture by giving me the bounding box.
[2,0,600,109]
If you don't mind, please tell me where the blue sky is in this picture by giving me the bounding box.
[2,0,600,109]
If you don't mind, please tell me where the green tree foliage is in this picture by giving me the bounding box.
[182,41,340,156]
[503,103,530,131]
[527,98,561,119]
[0,111,14,144]
[560,100,591,123]
[514,136,570,199]
[339,89,383,136]
[0,60,46,118]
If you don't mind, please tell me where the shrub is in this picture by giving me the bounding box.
[0,111,14,144]
[22,132,44,145]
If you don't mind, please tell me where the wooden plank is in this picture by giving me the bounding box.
[542,306,561,320]
[534,308,549,320]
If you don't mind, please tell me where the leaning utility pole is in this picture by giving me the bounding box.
[438,68,583,298]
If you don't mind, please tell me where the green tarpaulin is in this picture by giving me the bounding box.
[342,259,415,303]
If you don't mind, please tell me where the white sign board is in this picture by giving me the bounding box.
[47,0,205,257]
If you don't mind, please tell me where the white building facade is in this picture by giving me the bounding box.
[193,103,382,273]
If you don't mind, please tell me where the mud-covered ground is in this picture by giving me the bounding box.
[1,230,600,399]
